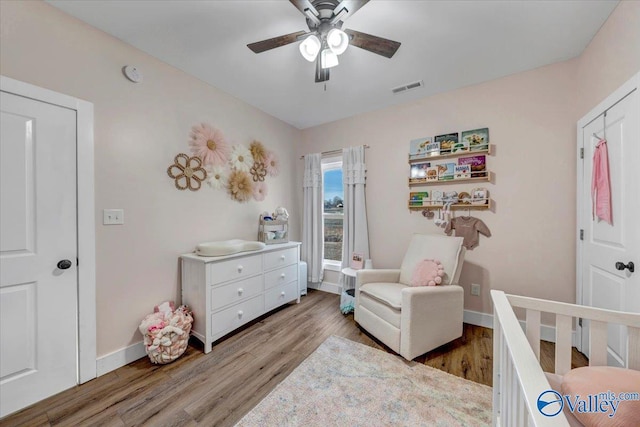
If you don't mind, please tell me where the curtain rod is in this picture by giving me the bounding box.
[299,145,370,160]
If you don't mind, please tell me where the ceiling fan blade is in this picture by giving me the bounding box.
[344,29,401,58]
[333,0,369,22]
[289,0,320,17]
[315,56,330,83]
[247,31,307,54]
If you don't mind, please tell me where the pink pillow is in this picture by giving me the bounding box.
[410,259,444,287]
[560,366,640,427]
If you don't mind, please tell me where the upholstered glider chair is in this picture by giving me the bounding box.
[354,234,466,360]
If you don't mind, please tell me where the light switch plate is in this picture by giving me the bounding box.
[471,283,481,296]
[103,209,124,225]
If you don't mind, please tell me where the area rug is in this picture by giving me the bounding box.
[235,335,492,426]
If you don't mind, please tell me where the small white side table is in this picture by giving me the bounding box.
[340,268,359,314]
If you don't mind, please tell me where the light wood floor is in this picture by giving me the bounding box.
[2,290,588,427]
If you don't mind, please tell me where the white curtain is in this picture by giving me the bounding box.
[341,146,370,282]
[302,153,324,283]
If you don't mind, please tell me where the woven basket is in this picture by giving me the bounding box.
[140,306,193,364]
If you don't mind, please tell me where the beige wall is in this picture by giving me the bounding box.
[575,1,640,119]
[299,2,640,315]
[0,1,301,356]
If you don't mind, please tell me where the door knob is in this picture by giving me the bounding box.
[57,259,72,270]
[615,261,634,273]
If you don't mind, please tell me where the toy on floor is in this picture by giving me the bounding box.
[139,301,193,364]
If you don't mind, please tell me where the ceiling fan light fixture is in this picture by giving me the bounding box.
[327,28,349,55]
[321,48,339,69]
[299,35,321,62]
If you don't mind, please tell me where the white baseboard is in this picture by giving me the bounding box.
[464,309,578,346]
[96,341,146,377]
[308,281,342,295]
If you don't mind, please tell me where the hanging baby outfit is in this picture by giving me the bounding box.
[591,138,613,225]
[445,216,491,250]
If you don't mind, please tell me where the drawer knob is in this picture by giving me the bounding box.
[280,255,286,261]
[237,265,243,272]
[281,291,286,297]
[238,288,244,295]
[238,310,244,317]
[280,273,286,279]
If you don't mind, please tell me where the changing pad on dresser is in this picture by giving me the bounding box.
[195,239,266,257]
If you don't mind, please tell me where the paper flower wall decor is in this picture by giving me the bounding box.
[206,165,228,190]
[264,151,280,177]
[253,181,268,201]
[230,144,252,173]
[249,140,267,163]
[167,153,207,191]
[189,123,230,167]
[227,170,253,203]
[171,122,281,202]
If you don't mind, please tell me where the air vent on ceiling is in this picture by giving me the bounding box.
[391,80,424,94]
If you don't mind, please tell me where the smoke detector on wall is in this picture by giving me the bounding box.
[122,65,143,83]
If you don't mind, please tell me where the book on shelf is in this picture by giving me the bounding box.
[454,164,471,179]
[437,162,455,181]
[409,191,430,206]
[458,155,487,177]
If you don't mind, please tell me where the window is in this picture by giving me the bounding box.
[322,159,343,267]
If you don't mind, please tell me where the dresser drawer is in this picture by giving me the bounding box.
[209,254,262,285]
[210,295,264,337]
[264,264,297,290]
[263,247,297,271]
[265,281,298,312]
[211,275,263,311]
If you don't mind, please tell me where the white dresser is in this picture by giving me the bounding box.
[181,241,301,353]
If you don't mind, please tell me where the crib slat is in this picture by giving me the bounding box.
[555,314,572,375]
[589,320,608,366]
[628,326,640,370]
[526,309,541,361]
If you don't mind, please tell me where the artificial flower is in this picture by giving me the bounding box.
[167,153,207,191]
[264,151,280,177]
[206,165,228,190]
[227,170,253,202]
[253,181,268,201]
[188,123,230,167]
[249,140,267,163]
[230,144,252,172]
[250,162,267,182]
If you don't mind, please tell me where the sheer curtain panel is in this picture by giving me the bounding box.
[302,153,324,283]
[341,146,370,279]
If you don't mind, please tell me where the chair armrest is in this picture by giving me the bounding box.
[356,269,401,288]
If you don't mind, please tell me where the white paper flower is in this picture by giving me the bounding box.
[230,145,252,172]
[206,165,228,190]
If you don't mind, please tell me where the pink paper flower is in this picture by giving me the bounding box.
[253,181,268,201]
[189,123,230,167]
[264,151,280,177]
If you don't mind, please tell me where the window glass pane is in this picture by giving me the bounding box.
[323,167,343,262]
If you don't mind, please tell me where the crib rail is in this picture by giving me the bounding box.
[492,290,640,426]
[492,290,570,426]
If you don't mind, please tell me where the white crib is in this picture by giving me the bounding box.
[491,290,640,426]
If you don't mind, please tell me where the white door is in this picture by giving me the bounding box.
[0,91,78,417]
[579,84,640,368]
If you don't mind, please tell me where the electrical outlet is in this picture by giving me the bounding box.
[471,283,481,296]
[103,209,124,225]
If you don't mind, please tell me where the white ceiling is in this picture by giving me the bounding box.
[47,0,618,129]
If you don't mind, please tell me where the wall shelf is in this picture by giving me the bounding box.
[409,172,492,186]
[408,146,490,163]
[408,200,491,210]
